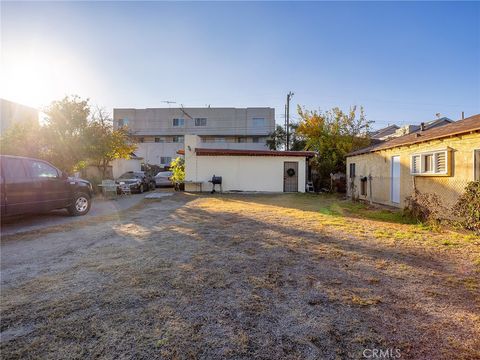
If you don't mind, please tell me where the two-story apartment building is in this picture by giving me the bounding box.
[113,107,275,166]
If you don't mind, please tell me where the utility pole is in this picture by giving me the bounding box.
[286,91,294,151]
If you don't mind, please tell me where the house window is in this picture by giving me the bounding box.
[349,163,356,178]
[360,177,367,196]
[424,154,434,173]
[411,150,449,175]
[160,157,172,165]
[194,118,207,126]
[173,118,185,127]
[475,149,480,181]
[172,136,184,143]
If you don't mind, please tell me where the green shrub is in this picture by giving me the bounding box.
[170,157,185,184]
[453,181,480,234]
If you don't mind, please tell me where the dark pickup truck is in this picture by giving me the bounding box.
[0,155,93,217]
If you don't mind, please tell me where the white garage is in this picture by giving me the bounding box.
[183,135,315,193]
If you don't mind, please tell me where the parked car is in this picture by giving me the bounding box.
[154,171,173,187]
[0,155,93,217]
[116,171,155,193]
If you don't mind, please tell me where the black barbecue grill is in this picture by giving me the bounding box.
[209,175,222,193]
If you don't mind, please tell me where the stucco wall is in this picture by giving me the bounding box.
[346,132,480,208]
[112,158,142,179]
[184,135,306,193]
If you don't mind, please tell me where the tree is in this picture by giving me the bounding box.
[85,108,137,178]
[170,157,185,184]
[0,120,44,158]
[296,105,372,187]
[42,95,91,172]
[266,123,305,151]
[266,125,286,150]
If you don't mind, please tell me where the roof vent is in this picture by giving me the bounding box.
[420,122,425,131]
[415,133,421,138]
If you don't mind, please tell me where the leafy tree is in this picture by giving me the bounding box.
[170,157,185,184]
[85,108,137,178]
[296,105,372,187]
[42,95,91,172]
[288,122,307,151]
[266,124,286,150]
[0,120,44,158]
[266,123,305,151]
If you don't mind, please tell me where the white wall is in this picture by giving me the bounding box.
[184,135,306,193]
[112,158,142,178]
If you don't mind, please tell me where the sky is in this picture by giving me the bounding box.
[1,1,479,129]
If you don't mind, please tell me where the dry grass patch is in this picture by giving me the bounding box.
[1,193,479,359]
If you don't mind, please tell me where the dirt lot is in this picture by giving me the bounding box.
[1,193,479,359]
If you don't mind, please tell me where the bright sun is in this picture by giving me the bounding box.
[0,44,90,109]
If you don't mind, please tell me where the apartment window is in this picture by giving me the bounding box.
[237,137,246,143]
[252,137,259,143]
[214,137,225,143]
[173,118,185,127]
[252,117,265,127]
[411,150,449,175]
[118,118,129,127]
[172,136,184,143]
[474,149,480,181]
[160,157,172,165]
[194,118,207,126]
[349,163,356,178]
[138,137,144,143]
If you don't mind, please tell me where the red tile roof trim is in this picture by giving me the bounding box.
[347,114,480,157]
[194,148,315,157]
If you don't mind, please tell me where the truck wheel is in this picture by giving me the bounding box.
[67,192,91,216]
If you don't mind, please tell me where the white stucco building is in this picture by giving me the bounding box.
[183,135,314,193]
[113,107,275,167]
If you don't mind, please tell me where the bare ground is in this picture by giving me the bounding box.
[1,193,479,359]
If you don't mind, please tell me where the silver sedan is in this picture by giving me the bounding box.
[155,171,173,187]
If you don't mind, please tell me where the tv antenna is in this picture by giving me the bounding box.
[161,100,176,108]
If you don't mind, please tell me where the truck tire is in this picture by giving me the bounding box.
[67,192,91,216]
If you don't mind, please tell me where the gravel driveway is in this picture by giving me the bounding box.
[0,192,154,236]
[1,193,478,359]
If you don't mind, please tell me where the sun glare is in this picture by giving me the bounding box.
[0,44,90,109]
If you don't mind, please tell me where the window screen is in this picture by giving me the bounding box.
[194,118,207,126]
[252,118,265,127]
[173,118,185,127]
[349,163,356,178]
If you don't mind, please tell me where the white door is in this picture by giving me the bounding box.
[391,156,400,204]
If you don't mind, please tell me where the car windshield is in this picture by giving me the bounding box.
[118,172,141,179]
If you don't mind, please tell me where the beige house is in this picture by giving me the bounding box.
[346,114,480,208]
[113,107,275,166]
[183,135,314,193]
